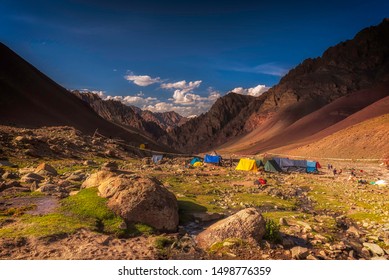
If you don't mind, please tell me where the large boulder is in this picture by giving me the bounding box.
[100,176,179,232]
[196,208,266,249]
[81,170,116,188]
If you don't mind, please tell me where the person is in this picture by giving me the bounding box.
[333,168,337,176]
[327,164,331,170]
[351,169,356,177]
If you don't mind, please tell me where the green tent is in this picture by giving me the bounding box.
[264,159,283,172]
[255,159,264,167]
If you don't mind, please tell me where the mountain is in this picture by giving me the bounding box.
[72,91,188,138]
[167,19,389,154]
[222,82,389,155]
[160,92,257,152]
[0,43,164,150]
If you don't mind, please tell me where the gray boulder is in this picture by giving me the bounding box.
[100,176,179,232]
[195,208,266,249]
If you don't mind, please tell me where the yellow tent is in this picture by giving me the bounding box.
[139,143,146,149]
[236,158,258,172]
[193,161,203,167]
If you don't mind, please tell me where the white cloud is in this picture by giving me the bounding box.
[231,84,270,96]
[124,73,161,86]
[160,80,203,105]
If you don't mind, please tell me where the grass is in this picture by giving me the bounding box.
[233,193,297,210]
[0,188,124,238]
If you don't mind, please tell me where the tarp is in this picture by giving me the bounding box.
[204,154,221,164]
[190,157,201,165]
[193,162,203,167]
[236,158,258,172]
[374,180,388,186]
[264,160,283,173]
[152,154,163,163]
[306,161,317,173]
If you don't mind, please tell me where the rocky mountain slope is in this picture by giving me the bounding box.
[0,43,164,150]
[161,92,257,152]
[166,19,389,154]
[72,91,188,139]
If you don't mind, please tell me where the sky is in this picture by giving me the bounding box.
[1,0,388,116]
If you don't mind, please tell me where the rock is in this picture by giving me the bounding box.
[37,183,68,198]
[30,181,38,192]
[279,217,288,226]
[81,170,117,188]
[2,172,18,180]
[363,242,385,256]
[101,161,118,171]
[104,149,116,157]
[195,208,266,249]
[83,160,96,166]
[35,163,58,176]
[100,176,179,232]
[67,173,85,181]
[347,225,364,237]
[21,172,44,183]
[191,212,224,222]
[290,246,309,259]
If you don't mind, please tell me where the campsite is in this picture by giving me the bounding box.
[1,138,388,259]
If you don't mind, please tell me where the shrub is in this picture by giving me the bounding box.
[263,219,281,243]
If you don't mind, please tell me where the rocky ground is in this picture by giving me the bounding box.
[0,125,388,260]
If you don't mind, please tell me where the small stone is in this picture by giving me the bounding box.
[290,246,309,259]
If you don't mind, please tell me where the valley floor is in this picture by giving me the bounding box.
[1,155,388,260]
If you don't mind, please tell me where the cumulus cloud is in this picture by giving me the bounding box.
[160,80,203,104]
[124,73,161,86]
[231,84,270,96]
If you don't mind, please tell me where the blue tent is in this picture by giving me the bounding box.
[152,154,163,164]
[190,157,201,165]
[204,154,221,164]
[306,161,317,173]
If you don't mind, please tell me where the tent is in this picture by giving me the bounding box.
[193,161,203,167]
[264,160,283,173]
[255,159,265,167]
[306,161,317,173]
[190,157,201,165]
[139,143,146,150]
[204,154,221,164]
[151,154,163,164]
[236,158,258,172]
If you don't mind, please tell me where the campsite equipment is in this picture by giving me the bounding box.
[151,154,163,164]
[236,158,258,172]
[306,161,318,173]
[190,157,201,165]
[193,162,203,167]
[264,160,283,172]
[204,154,221,164]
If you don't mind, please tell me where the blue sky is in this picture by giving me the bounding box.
[1,0,388,116]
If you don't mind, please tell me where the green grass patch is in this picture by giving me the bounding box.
[233,193,297,210]
[0,188,124,238]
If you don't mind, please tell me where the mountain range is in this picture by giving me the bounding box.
[0,19,388,159]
